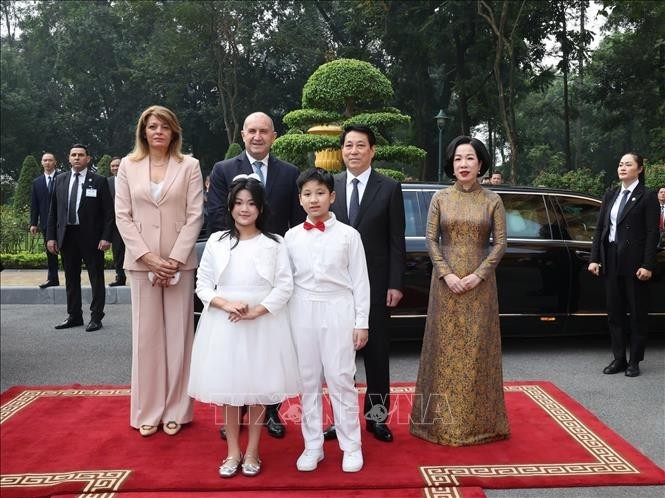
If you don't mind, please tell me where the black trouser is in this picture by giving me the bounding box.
[111,230,126,280]
[60,226,106,322]
[362,304,391,423]
[42,232,59,282]
[605,242,650,363]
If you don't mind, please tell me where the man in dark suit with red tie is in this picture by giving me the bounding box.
[207,112,305,438]
[46,144,114,332]
[588,153,660,377]
[328,124,406,442]
[30,152,60,288]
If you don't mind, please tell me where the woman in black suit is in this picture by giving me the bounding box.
[588,152,660,377]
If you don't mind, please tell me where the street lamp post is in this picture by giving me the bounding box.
[434,109,448,183]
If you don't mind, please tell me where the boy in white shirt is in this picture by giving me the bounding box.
[285,167,370,473]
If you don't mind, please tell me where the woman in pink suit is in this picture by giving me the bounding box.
[115,105,204,437]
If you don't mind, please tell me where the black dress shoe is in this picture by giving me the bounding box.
[323,424,337,440]
[625,363,640,377]
[266,415,285,438]
[85,320,103,332]
[39,280,60,289]
[366,421,393,442]
[603,359,628,374]
[54,316,84,329]
[109,279,126,287]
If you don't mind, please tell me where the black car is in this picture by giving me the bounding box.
[196,184,665,340]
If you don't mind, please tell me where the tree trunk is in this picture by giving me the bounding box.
[574,0,585,169]
[478,0,522,184]
[561,7,572,171]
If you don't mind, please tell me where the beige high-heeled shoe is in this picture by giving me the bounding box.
[139,425,158,437]
[163,421,181,436]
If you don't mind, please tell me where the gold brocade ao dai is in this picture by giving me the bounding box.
[410,182,510,446]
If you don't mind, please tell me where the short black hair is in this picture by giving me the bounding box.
[340,124,376,147]
[296,167,334,193]
[70,143,89,155]
[445,136,491,179]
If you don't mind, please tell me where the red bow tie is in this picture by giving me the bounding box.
[304,220,326,232]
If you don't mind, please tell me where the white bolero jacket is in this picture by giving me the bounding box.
[195,231,293,314]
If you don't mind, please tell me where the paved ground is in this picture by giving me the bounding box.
[1,299,663,497]
[0,269,122,287]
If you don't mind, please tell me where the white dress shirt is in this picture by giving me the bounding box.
[345,166,372,213]
[609,178,639,242]
[285,212,370,329]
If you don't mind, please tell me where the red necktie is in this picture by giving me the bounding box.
[303,220,325,232]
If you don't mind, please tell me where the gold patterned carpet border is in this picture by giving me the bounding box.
[0,469,130,497]
[0,388,130,425]
[420,384,639,486]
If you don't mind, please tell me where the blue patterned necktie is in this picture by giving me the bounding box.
[252,161,265,184]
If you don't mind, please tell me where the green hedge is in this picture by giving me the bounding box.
[1,251,115,269]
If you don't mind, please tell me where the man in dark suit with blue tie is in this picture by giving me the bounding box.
[327,124,406,442]
[207,112,305,438]
[30,152,60,288]
[46,144,114,332]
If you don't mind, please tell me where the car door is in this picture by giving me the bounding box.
[496,192,569,335]
[389,187,430,339]
[553,194,612,333]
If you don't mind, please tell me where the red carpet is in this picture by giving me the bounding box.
[1,382,663,497]
[52,488,487,497]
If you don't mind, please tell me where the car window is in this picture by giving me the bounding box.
[556,196,599,242]
[422,190,436,209]
[403,190,420,237]
[500,194,551,239]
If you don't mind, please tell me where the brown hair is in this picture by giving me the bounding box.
[128,105,184,162]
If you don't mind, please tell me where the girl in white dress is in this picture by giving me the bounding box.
[189,174,300,478]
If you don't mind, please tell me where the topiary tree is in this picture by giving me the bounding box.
[13,155,41,211]
[301,59,394,117]
[225,142,243,160]
[272,58,426,173]
[96,154,112,177]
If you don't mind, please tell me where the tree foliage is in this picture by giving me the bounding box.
[1,0,663,193]
[96,155,112,177]
[224,143,243,160]
[13,155,40,210]
[532,167,605,196]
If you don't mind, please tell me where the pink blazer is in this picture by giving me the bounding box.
[115,154,204,271]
